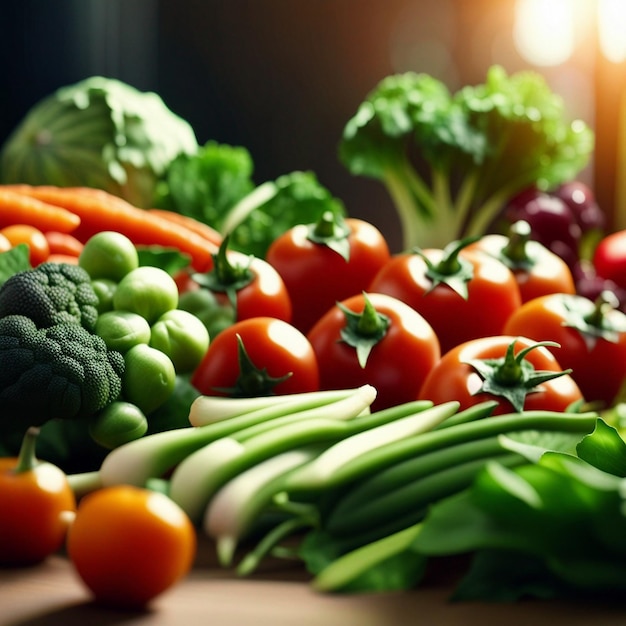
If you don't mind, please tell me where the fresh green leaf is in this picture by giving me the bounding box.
[136,246,192,275]
[576,418,626,477]
[340,65,593,249]
[222,170,347,258]
[0,244,31,285]
[154,140,255,226]
[156,140,346,259]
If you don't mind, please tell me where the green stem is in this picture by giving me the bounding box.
[14,427,39,474]
[236,515,315,576]
[220,181,278,235]
[312,521,425,592]
[67,470,103,498]
[326,410,599,489]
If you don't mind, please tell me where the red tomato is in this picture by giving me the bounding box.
[0,224,50,265]
[307,292,440,411]
[369,242,522,355]
[0,427,76,565]
[504,292,626,407]
[266,213,390,334]
[466,221,576,302]
[593,229,626,291]
[179,245,292,323]
[191,317,319,397]
[44,230,84,258]
[418,335,583,414]
[67,485,196,608]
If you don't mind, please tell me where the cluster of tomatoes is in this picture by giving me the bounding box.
[0,427,196,609]
[180,210,626,418]
[0,223,84,265]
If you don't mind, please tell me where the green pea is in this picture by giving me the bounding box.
[95,310,152,353]
[89,401,148,449]
[113,266,179,324]
[123,344,176,415]
[150,309,210,374]
[79,231,139,281]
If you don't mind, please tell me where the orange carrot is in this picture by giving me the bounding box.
[44,231,84,257]
[0,188,81,233]
[4,186,216,272]
[148,208,223,248]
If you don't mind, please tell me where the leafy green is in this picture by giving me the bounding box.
[155,141,346,258]
[412,419,626,601]
[154,140,255,227]
[0,244,30,286]
[339,65,594,250]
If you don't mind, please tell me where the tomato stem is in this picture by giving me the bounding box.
[307,211,351,261]
[193,235,254,312]
[465,338,573,412]
[413,236,480,300]
[337,293,390,368]
[14,427,40,474]
[584,290,620,329]
[213,334,292,397]
[501,220,533,268]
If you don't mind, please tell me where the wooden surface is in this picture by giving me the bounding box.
[2,543,626,626]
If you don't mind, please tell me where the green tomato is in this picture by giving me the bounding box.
[89,401,148,449]
[79,231,139,281]
[113,266,179,324]
[95,310,152,353]
[91,278,118,314]
[123,344,176,414]
[150,309,210,374]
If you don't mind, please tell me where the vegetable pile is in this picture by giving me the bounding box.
[2,66,626,610]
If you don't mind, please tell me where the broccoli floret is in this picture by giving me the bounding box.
[0,262,99,331]
[0,314,125,426]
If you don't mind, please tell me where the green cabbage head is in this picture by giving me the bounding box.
[0,76,198,208]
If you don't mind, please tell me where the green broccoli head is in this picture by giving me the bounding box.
[0,262,99,331]
[0,314,125,427]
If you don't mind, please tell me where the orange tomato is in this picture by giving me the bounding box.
[66,485,196,608]
[0,224,50,265]
[0,232,11,252]
[0,427,76,566]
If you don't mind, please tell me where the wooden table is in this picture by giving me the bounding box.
[3,545,626,626]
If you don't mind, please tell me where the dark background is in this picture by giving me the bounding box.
[1,1,621,251]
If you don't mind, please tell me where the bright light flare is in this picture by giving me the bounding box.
[514,0,575,66]
[598,0,626,63]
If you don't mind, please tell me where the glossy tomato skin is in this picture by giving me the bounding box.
[0,224,50,266]
[66,485,196,609]
[466,233,576,302]
[417,335,583,415]
[307,292,440,411]
[0,232,11,252]
[0,450,76,566]
[266,217,390,334]
[191,317,319,397]
[369,249,521,355]
[593,230,626,291]
[504,293,626,407]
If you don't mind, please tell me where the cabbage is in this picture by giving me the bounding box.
[0,76,198,208]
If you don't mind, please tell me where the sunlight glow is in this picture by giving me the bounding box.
[513,0,575,66]
[598,0,626,63]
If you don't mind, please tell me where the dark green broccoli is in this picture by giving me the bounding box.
[0,314,125,427]
[0,262,99,331]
